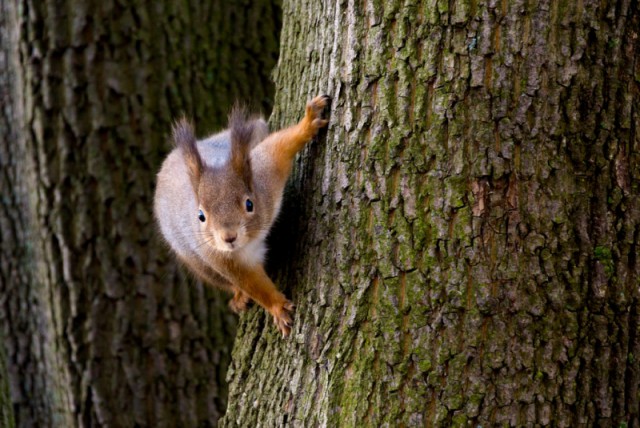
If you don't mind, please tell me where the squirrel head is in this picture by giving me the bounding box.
[172,109,265,253]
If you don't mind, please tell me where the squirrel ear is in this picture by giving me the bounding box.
[173,117,203,195]
[228,105,254,189]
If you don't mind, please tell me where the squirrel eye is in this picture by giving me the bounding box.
[245,199,254,213]
[198,210,206,222]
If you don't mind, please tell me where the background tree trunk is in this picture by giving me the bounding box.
[0,2,57,425]
[0,334,15,428]
[222,0,639,426]
[0,0,280,426]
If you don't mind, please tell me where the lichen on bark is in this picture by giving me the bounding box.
[222,0,639,426]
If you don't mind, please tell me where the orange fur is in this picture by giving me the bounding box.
[217,257,291,329]
[261,96,330,183]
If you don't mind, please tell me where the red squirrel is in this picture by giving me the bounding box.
[154,95,330,336]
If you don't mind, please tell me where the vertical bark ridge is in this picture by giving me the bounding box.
[223,0,639,426]
[0,337,14,427]
[1,0,76,426]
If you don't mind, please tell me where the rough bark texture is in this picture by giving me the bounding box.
[0,335,15,428]
[222,0,640,426]
[0,2,62,426]
[0,0,280,426]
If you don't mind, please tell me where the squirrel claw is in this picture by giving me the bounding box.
[271,299,294,337]
[306,95,331,128]
[312,118,329,128]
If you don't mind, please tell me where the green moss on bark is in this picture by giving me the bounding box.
[222,0,640,426]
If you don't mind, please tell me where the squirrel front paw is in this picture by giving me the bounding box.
[270,299,295,337]
[305,95,330,131]
[229,289,251,313]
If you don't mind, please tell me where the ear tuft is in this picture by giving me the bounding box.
[228,105,255,189]
[172,117,203,195]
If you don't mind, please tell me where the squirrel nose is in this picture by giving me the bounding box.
[223,234,237,244]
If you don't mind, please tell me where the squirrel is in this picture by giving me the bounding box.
[154,95,330,337]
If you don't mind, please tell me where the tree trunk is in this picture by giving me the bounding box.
[222,0,640,426]
[0,0,280,426]
[0,334,15,428]
[0,2,57,426]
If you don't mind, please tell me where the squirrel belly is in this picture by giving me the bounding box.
[153,95,330,337]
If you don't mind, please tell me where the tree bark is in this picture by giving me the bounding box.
[0,2,62,426]
[0,334,15,428]
[222,0,640,426]
[0,0,280,426]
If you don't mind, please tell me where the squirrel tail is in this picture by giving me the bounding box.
[228,105,255,187]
